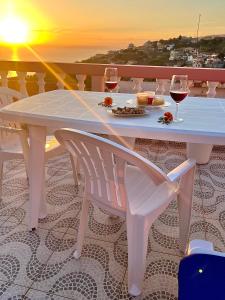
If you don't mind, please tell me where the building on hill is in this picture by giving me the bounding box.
[128,43,135,49]
[157,41,165,50]
[166,44,175,51]
[169,50,184,61]
[192,58,203,68]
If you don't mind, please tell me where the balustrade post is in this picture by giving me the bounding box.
[187,80,193,96]
[56,73,66,89]
[0,71,8,87]
[114,77,121,93]
[156,79,169,95]
[207,81,219,98]
[37,73,46,94]
[132,78,144,93]
[17,72,28,96]
[76,74,87,91]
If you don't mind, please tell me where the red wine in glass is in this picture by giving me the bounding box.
[105,81,118,91]
[170,91,188,103]
[170,75,189,122]
[104,67,118,92]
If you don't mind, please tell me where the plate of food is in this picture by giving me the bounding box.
[108,106,148,117]
[127,95,171,108]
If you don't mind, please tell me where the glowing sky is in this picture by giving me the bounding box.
[0,0,225,47]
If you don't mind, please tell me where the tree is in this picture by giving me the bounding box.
[218,53,225,61]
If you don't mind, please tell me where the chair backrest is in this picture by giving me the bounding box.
[0,87,24,108]
[0,87,25,146]
[55,128,168,212]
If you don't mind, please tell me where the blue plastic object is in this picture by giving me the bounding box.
[178,253,225,300]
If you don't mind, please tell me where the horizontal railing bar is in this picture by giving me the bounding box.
[0,61,225,82]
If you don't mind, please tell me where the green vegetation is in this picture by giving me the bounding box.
[79,35,225,66]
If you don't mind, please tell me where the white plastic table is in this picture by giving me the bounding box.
[0,90,225,229]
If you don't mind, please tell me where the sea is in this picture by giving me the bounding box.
[0,45,114,63]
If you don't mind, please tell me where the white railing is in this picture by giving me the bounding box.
[0,61,225,98]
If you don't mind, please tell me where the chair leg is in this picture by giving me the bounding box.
[74,196,89,259]
[178,166,195,254]
[126,215,149,296]
[70,154,79,186]
[0,159,4,199]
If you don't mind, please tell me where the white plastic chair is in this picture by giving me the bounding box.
[0,87,78,198]
[55,128,196,296]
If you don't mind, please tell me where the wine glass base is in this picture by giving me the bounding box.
[173,118,183,123]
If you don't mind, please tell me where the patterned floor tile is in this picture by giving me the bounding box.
[19,196,82,234]
[32,237,126,300]
[37,172,82,232]
[155,141,186,166]
[0,222,64,288]
[198,154,225,220]
[148,212,205,256]
[134,139,159,161]
[46,153,72,172]
[0,169,28,224]
[46,169,82,197]
[10,168,83,232]
[0,281,29,300]
[119,251,179,300]
[0,141,224,300]
[67,203,126,245]
[204,218,225,252]
[2,176,28,200]
[0,199,27,225]
[3,160,23,174]
[25,288,67,299]
[164,170,204,218]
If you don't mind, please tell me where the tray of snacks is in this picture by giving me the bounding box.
[108,106,148,117]
[127,93,171,108]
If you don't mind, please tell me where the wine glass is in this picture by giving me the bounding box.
[104,67,118,93]
[170,75,189,122]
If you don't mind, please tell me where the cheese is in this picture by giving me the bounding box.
[152,97,165,106]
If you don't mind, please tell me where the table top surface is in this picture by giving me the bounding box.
[1,90,225,144]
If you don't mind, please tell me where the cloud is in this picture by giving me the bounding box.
[32,28,73,34]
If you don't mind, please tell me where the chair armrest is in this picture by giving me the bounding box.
[130,181,177,217]
[167,159,196,183]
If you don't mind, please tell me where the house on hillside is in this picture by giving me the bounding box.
[157,41,164,51]
[169,50,184,61]
[166,44,175,51]
[192,58,203,68]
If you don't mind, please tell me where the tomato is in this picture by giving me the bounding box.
[164,112,173,120]
[147,97,154,105]
[164,112,173,118]
[104,96,113,106]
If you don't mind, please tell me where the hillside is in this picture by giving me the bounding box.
[79,35,225,67]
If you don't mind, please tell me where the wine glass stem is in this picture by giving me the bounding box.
[175,103,179,120]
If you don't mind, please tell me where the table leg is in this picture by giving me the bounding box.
[28,125,47,230]
[186,143,213,164]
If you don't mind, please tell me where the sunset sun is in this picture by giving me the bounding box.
[0,16,29,44]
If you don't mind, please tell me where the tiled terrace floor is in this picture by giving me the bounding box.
[0,139,225,299]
